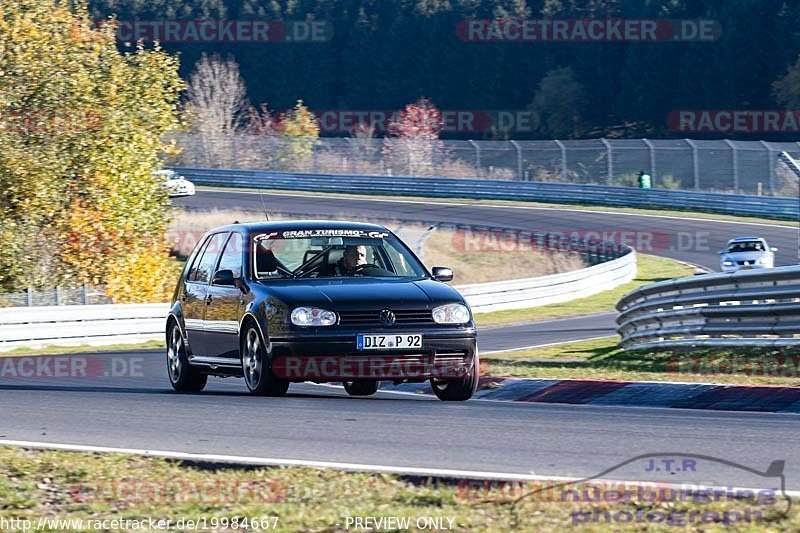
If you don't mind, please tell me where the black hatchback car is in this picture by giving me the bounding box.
[166,221,479,401]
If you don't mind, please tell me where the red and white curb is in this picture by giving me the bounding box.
[384,378,800,413]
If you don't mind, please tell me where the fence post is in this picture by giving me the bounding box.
[55,286,62,306]
[685,139,700,190]
[26,286,33,307]
[723,139,739,193]
[83,283,89,305]
[763,141,777,195]
[642,138,656,185]
[554,139,568,179]
[510,140,524,180]
[469,140,481,177]
[601,138,613,184]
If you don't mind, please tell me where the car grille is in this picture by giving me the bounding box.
[737,260,754,266]
[338,309,433,326]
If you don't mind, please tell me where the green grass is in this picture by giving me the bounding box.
[0,446,795,532]
[482,337,800,386]
[475,254,696,327]
[0,340,163,358]
[199,186,794,226]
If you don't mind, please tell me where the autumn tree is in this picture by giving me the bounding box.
[0,0,183,301]
[275,100,320,171]
[383,98,443,176]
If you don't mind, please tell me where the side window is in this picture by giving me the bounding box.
[186,235,211,281]
[191,233,228,284]
[216,232,243,279]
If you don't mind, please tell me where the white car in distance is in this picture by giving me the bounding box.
[720,237,777,272]
[154,169,196,197]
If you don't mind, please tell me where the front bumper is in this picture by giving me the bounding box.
[269,328,477,382]
[720,263,768,272]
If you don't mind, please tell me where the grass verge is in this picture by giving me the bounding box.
[198,186,794,227]
[0,340,164,358]
[474,254,695,327]
[0,446,795,532]
[482,337,800,386]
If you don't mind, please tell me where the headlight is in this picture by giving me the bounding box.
[432,303,470,324]
[757,257,768,265]
[291,307,337,326]
[722,259,734,266]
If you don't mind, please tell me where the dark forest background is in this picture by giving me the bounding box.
[87,0,800,139]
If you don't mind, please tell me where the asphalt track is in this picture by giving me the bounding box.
[178,188,798,271]
[2,189,798,487]
[1,351,799,489]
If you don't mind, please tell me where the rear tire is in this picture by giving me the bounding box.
[166,322,207,392]
[241,324,289,397]
[343,380,379,396]
[431,352,479,401]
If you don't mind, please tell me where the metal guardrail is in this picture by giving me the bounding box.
[0,304,167,351]
[616,266,800,350]
[462,249,636,313]
[174,167,799,220]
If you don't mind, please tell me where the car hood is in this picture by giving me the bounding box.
[256,278,466,308]
[723,251,767,262]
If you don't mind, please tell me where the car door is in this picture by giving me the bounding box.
[204,231,245,360]
[183,232,229,358]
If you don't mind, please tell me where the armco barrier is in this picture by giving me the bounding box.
[617,265,800,350]
[461,249,636,313]
[173,167,799,220]
[0,304,167,352]
[0,250,636,349]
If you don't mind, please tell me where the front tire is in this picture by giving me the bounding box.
[241,325,289,397]
[431,353,479,401]
[343,380,379,396]
[166,322,207,392]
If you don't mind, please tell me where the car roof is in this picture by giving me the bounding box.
[209,220,391,235]
[727,237,764,243]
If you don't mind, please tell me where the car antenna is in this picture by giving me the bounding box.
[259,193,270,221]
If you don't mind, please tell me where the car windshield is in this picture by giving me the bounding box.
[252,231,428,279]
[727,241,765,253]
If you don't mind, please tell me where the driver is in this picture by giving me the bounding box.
[336,245,368,275]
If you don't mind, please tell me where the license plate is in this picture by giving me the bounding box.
[357,333,422,350]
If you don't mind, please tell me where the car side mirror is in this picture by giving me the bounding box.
[432,266,454,282]
[212,269,236,286]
